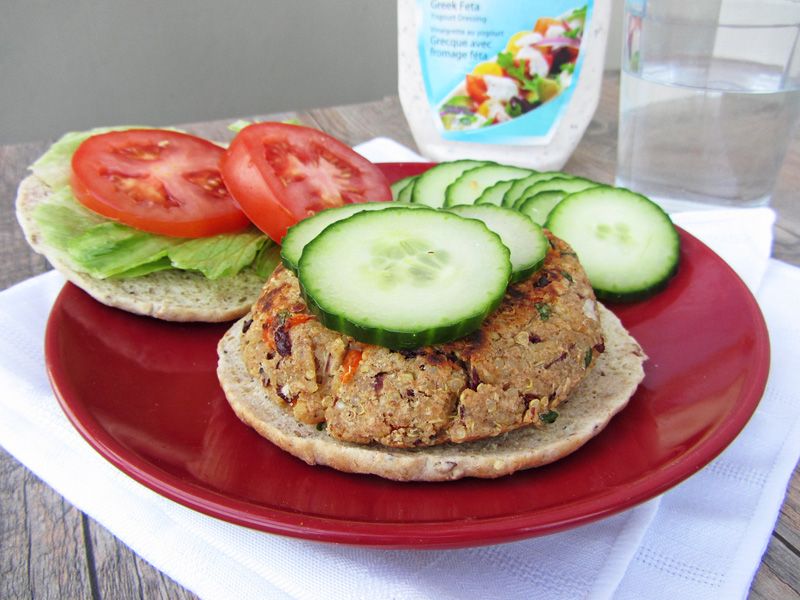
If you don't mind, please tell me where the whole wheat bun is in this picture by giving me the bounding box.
[16,174,266,322]
[217,304,646,481]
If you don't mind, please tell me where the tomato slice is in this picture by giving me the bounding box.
[466,74,489,104]
[71,129,252,238]
[220,122,392,242]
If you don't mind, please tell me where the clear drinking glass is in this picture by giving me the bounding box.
[616,0,800,210]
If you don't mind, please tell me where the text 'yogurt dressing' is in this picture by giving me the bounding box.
[398,0,611,170]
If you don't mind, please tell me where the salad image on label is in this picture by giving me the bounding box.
[440,6,587,132]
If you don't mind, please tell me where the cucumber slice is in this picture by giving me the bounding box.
[449,205,548,283]
[513,176,600,209]
[545,187,680,302]
[298,207,511,349]
[517,190,567,225]
[502,172,568,207]
[410,159,487,207]
[390,175,416,201]
[281,201,424,272]
[445,164,532,207]
[476,179,515,206]
[397,178,416,202]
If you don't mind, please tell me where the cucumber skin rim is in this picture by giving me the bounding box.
[476,179,515,206]
[509,257,546,284]
[515,190,568,218]
[592,266,679,303]
[502,172,569,208]
[397,179,416,203]
[443,163,531,208]
[515,177,600,210]
[545,186,681,303]
[297,206,512,350]
[300,290,506,350]
[390,175,417,200]
[411,159,489,207]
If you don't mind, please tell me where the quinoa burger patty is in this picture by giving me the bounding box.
[216,233,646,480]
[239,233,605,447]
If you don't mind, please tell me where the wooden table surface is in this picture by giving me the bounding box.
[1,72,798,599]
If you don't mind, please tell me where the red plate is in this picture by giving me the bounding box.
[45,163,770,549]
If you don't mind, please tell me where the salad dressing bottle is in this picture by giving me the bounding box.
[398,0,611,170]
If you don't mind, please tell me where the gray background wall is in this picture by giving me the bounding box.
[0,1,623,145]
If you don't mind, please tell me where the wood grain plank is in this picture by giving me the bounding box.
[1,450,35,600]
[0,448,92,600]
[175,111,298,145]
[86,518,198,600]
[753,534,800,599]
[776,468,800,552]
[563,72,620,185]
[0,143,52,288]
[772,146,800,266]
[751,550,800,600]
[305,96,418,149]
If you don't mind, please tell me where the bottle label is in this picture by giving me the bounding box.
[415,1,592,145]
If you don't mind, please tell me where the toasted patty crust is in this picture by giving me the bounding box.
[240,232,604,448]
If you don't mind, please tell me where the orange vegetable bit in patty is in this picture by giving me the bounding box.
[341,349,363,384]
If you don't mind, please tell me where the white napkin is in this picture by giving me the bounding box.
[672,208,776,294]
[354,137,431,163]
[0,139,797,600]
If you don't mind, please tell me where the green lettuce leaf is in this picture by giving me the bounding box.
[34,186,178,278]
[252,240,282,278]
[567,5,588,24]
[497,52,540,93]
[227,119,253,134]
[32,187,107,269]
[109,257,174,279]
[35,188,270,280]
[66,222,180,279]
[166,230,268,279]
